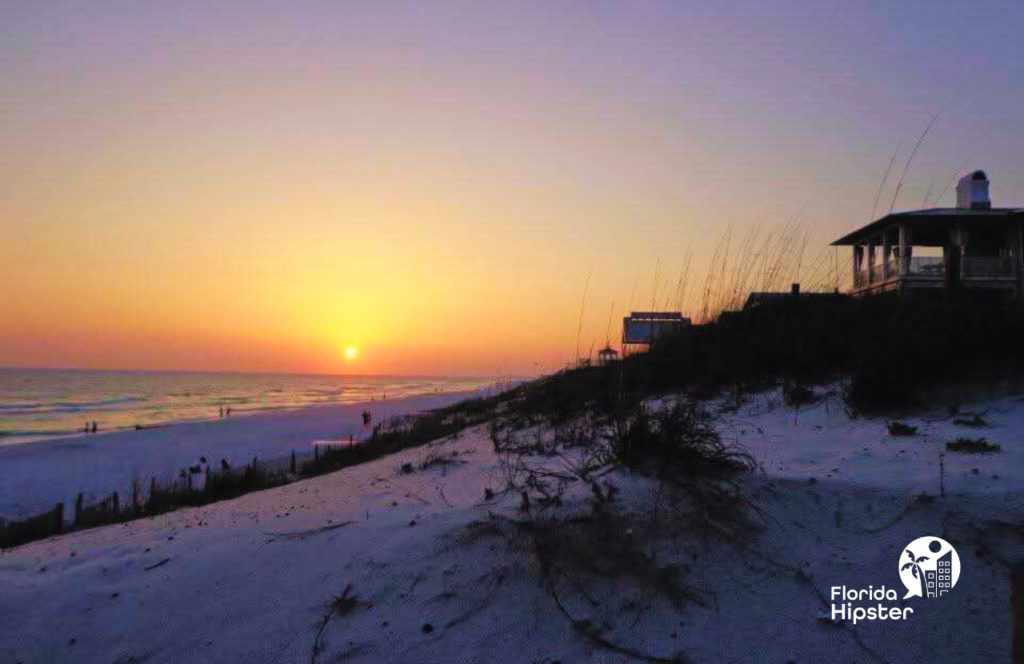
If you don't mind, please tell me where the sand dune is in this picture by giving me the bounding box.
[1,387,1021,663]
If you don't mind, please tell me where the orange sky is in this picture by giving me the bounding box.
[2,3,1023,376]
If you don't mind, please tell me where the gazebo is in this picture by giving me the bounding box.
[597,346,619,366]
[831,171,1024,297]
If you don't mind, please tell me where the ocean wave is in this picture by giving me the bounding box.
[0,427,81,438]
[213,396,253,405]
[0,371,497,446]
[0,396,146,414]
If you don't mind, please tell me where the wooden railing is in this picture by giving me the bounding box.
[961,257,1016,279]
[855,257,942,289]
[907,257,945,276]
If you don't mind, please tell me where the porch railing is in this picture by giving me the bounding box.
[961,256,1017,279]
[854,254,1018,290]
[907,257,945,277]
[854,257,942,289]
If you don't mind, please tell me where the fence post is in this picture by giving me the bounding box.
[1014,562,1024,663]
[939,451,946,498]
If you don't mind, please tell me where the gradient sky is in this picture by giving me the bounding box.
[2,1,1023,376]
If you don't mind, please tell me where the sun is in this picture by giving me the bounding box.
[343,345,359,361]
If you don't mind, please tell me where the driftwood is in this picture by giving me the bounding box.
[144,557,170,571]
[264,521,353,543]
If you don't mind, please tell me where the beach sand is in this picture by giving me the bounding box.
[1,386,1022,662]
[0,391,481,519]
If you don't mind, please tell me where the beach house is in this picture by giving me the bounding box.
[832,170,1024,298]
[621,311,690,356]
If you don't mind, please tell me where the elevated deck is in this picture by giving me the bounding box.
[833,198,1024,299]
[851,256,1020,296]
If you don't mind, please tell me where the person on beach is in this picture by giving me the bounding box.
[90,421,97,434]
[219,407,224,418]
[361,410,372,427]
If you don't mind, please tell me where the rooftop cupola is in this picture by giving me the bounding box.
[956,170,991,210]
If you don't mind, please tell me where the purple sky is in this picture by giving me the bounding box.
[2,2,1023,373]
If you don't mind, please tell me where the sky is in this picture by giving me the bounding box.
[2,1,1023,376]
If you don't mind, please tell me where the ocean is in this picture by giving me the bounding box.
[0,368,497,446]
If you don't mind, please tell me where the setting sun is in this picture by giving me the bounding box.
[343,345,359,361]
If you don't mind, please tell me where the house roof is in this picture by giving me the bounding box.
[624,311,687,320]
[743,291,844,310]
[831,208,1024,246]
[622,312,690,344]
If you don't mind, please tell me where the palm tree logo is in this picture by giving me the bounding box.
[899,536,960,599]
[901,548,929,598]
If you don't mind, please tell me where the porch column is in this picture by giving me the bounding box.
[1007,220,1024,298]
[947,224,968,286]
[1018,220,1024,297]
[898,223,912,276]
[866,241,877,284]
[956,224,970,254]
[853,245,864,286]
[957,224,970,271]
[882,232,892,280]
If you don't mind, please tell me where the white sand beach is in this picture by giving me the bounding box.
[0,391,481,520]
[1,386,1021,663]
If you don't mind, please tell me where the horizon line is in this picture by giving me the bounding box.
[0,365,520,381]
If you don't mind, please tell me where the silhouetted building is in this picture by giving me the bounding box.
[832,170,1024,297]
[621,311,690,356]
[742,283,844,310]
[597,346,619,366]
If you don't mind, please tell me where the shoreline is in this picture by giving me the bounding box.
[0,388,488,448]
[0,389,485,520]
[0,372,512,447]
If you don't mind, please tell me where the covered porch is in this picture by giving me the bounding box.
[833,210,1024,297]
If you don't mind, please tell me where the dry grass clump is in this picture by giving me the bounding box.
[612,401,754,480]
[474,395,758,662]
[782,383,817,407]
[952,414,987,428]
[945,437,1000,454]
[887,421,918,436]
[400,449,469,476]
